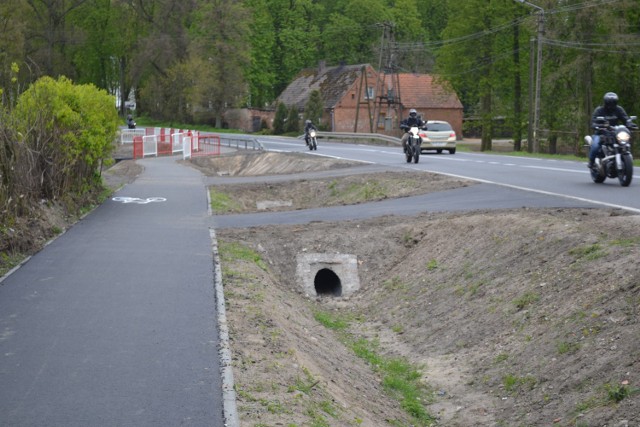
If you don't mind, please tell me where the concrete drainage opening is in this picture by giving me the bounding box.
[296,253,360,298]
[314,268,342,296]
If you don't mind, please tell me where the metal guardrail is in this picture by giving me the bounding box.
[216,133,263,151]
[315,131,401,146]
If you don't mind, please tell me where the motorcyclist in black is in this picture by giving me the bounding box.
[400,109,426,152]
[304,119,317,146]
[588,92,637,168]
[127,114,136,129]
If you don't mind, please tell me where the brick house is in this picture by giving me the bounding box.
[386,73,463,139]
[277,63,463,138]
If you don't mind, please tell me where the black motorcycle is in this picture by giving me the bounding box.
[585,116,637,187]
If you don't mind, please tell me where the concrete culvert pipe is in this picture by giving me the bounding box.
[314,268,342,296]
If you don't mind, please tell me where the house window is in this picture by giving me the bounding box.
[365,87,374,100]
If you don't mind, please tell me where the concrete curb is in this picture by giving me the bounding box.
[210,228,239,427]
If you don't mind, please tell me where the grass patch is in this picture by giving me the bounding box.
[314,310,436,426]
[327,180,387,203]
[383,276,408,292]
[218,240,268,271]
[288,367,320,395]
[313,311,350,331]
[605,383,640,403]
[0,251,26,276]
[209,188,241,213]
[502,373,537,394]
[569,243,607,261]
[513,291,540,311]
[135,116,243,134]
[574,381,640,417]
[610,236,640,247]
[557,340,581,355]
[494,353,509,364]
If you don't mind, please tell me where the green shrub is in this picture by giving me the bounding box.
[10,76,119,199]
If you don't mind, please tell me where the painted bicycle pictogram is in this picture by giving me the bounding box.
[112,197,167,204]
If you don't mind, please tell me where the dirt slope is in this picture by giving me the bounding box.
[203,152,640,427]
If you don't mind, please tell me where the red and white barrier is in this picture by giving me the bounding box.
[132,128,221,160]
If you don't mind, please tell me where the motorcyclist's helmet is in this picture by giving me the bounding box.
[603,92,619,110]
[305,120,311,125]
[409,109,417,118]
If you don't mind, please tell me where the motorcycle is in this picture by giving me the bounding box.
[307,129,318,151]
[403,125,422,164]
[127,118,136,129]
[584,115,637,187]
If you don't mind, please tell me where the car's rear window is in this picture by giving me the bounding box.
[427,123,452,132]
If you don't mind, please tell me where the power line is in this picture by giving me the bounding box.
[547,0,623,15]
[543,38,640,53]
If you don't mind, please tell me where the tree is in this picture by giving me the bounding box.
[438,0,522,151]
[285,105,300,133]
[273,102,288,134]
[245,0,277,108]
[268,0,322,94]
[0,0,28,103]
[69,0,146,117]
[321,14,365,64]
[189,0,250,127]
[304,90,324,128]
[23,0,93,77]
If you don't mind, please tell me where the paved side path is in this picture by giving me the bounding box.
[210,183,597,229]
[0,156,224,426]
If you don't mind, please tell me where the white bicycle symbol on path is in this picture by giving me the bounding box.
[112,197,167,204]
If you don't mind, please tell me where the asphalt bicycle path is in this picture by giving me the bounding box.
[0,156,225,427]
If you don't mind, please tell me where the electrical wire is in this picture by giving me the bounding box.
[543,38,640,53]
[547,0,623,15]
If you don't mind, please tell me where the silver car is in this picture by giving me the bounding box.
[419,120,457,154]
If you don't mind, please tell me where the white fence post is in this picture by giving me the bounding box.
[183,135,193,160]
[142,135,158,157]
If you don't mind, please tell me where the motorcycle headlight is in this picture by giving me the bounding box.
[617,131,631,143]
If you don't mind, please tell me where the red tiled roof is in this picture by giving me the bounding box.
[390,73,462,110]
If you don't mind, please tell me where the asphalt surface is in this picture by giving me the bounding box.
[210,181,596,229]
[0,156,224,427]
[0,147,600,427]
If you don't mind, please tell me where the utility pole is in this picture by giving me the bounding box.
[528,37,535,153]
[372,22,402,133]
[515,0,545,153]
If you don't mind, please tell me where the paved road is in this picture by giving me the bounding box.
[256,136,640,213]
[0,156,224,427]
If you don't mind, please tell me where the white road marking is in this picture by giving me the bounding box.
[112,197,167,204]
